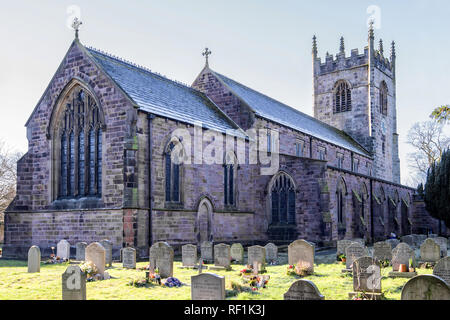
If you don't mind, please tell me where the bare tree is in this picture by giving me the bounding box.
[0,140,22,221]
[406,120,450,183]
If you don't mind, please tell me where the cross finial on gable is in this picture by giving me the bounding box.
[71,17,83,39]
[202,48,212,67]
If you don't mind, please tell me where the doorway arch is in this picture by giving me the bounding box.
[195,197,214,244]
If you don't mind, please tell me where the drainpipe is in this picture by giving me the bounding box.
[147,113,154,249]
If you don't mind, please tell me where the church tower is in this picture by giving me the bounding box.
[312,24,400,183]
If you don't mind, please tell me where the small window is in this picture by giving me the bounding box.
[295,140,304,157]
[353,158,359,173]
[267,131,272,153]
[336,153,344,169]
[318,147,326,161]
[380,81,388,116]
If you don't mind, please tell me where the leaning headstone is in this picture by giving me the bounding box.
[288,240,315,273]
[265,243,278,264]
[213,243,231,270]
[230,243,244,263]
[337,240,355,257]
[401,235,415,249]
[200,241,213,262]
[75,242,87,261]
[62,265,86,300]
[85,242,106,276]
[100,239,113,267]
[283,279,325,300]
[182,244,198,267]
[433,256,450,285]
[345,243,368,271]
[401,275,450,300]
[420,238,440,262]
[349,257,383,300]
[247,245,266,272]
[389,243,416,278]
[149,242,174,278]
[434,237,448,257]
[191,273,225,300]
[122,247,136,269]
[27,246,41,273]
[57,240,71,260]
[373,241,392,263]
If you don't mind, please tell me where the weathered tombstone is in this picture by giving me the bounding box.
[122,247,136,269]
[373,241,392,263]
[288,240,315,273]
[401,235,415,248]
[337,240,355,257]
[27,246,41,273]
[85,242,106,276]
[283,279,325,300]
[200,241,213,262]
[75,242,87,261]
[213,243,231,270]
[149,242,174,278]
[386,239,400,249]
[247,245,266,272]
[265,243,278,264]
[100,239,113,267]
[182,244,198,267]
[230,243,244,263]
[420,238,440,262]
[351,238,365,246]
[345,243,368,270]
[434,237,448,257]
[389,243,416,278]
[433,256,450,285]
[350,257,382,299]
[57,239,71,260]
[62,265,86,300]
[191,273,225,300]
[401,275,450,300]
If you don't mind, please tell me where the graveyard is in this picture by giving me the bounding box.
[2,237,449,300]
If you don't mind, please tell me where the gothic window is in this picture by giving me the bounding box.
[353,158,359,173]
[336,178,347,226]
[334,81,352,113]
[57,87,103,199]
[336,153,344,169]
[165,141,182,202]
[296,140,305,157]
[270,173,296,225]
[380,81,388,116]
[381,134,386,155]
[318,147,327,161]
[267,131,272,153]
[224,153,237,206]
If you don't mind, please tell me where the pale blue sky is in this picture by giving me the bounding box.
[0,0,449,186]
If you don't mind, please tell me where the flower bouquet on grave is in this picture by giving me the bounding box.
[80,261,100,281]
[379,259,390,268]
[138,264,150,271]
[239,265,253,276]
[408,258,415,272]
[286,264,296,276]
[337,254,346,263]
[148,268,161,285]
[243,275,270,292]
[162,277,182,288]
[128,277,148,288]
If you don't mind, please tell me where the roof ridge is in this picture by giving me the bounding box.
[85,45,195,91]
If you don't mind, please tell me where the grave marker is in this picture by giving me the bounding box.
[401,275,450,300]
[149,242,174,278]
[85,242,106,276]
[213,243,231,270]
[230,243,244,263]
[191,273,225,300]
[264,243,278,264]
[288,240,315,273]
[200,241,213,262]
[57,240,71,260]
[182,244,198,267]
[100,239,113,267]
[247,245,266,272]
[75,242,87,261]
[62,265,86,300]
[27,246,40,273]
[420,238,440,262]
[283,279,324,300]
[433,256,450,285]
[122,247,136,269]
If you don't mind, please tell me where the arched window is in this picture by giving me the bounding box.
[336,178,347,225]
[334,81,352,113]
[224,152,237,206]
[270,173,296,225]
[57,87,103,199]
[380,81,388,115]
[165,141,182,202]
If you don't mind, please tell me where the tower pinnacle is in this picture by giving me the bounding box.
[339,36,345,55]
[312,35,318,58]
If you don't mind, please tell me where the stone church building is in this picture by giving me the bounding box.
[3,26,445,258]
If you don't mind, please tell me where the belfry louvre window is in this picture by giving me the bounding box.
[334,81,352,113]
[380,82,388,116]
[58,87,103,199]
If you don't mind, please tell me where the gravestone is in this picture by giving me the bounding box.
[265,243,278,264]
[283,279,325,300]
[373,241,392,263]
[191,273,225,300]
[122,247,136,269]
[433,256,450,285]
[434,237,448,257]
[230,243,244,263]
[288,240,315,273]
[200,241,213,262]
[386,239,400,249]
[27,246,41,273]
[62,265,86,300]
[389,243,416,278]
[401,275,450,300]
[213,243,231,269]
[401,235,415,249]
[247,245,266,271]
[100,239,113,267]
[85,242,106,275]
[149,242,174,278]
[351,238,365,246]
[350,257,382,299]
[75,242,87,261]
[182,244,198,267]
[429,234,437,238]
[345,243,368,270]
[337,240,355,257]
[57,239,71,260]
[420,238,440,262]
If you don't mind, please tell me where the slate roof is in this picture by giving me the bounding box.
[85,47,245,138]
[210,70,371,157]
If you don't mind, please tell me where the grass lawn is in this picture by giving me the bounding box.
[0,255,433,300]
